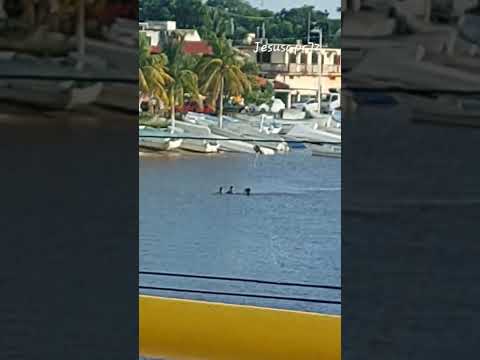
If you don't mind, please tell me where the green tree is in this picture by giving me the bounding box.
[140,0,174,21]
[197,35,251,128]
[200,7,229,40]
[140,0,339,46]
[139,32,171,106]
[162,34,201,129]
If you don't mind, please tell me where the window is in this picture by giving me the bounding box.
[312,52,319,65]
[257,52,271,63]
[289,53,296,64]
[300,53,308,64]
[333,54,341,65]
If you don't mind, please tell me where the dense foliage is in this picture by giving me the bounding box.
[139,32,258,125]
[139,0,340,46]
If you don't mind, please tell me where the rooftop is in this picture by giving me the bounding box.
[151,41,213,56]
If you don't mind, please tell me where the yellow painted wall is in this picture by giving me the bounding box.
[140,295,340,360]
[275,74,341,96]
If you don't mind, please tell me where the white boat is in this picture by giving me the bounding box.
[224,121,289,153]
[287,122,341,143]
[171,125,220,153]
[95,83,138,113]
[0,79,103,110]
[315,109,342,136]
[209,126,276,155]
[139,126,182,151]
[102,18,138,48]
[232,113,284,134]
[347,45,480,92]
[181,139,220,153]
[309,143,342,158]
[70,36,137,73]
[399,94,480,127]
[183,114,276,155]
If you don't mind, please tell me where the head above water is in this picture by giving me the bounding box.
[219,186,223,193]
[244,188,251,196]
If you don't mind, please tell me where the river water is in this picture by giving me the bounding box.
[140,150,341,314]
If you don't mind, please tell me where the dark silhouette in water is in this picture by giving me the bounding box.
[244,188,251,196]
[253,144,263,154]
[226,186,234,194]
[218,186,224,194]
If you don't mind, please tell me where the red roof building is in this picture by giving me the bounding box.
[182,41,213,55]
[150,41,213,56]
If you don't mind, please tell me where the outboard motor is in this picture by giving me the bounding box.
[253,144,263,154]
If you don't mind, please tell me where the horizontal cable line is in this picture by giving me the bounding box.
[0,74,137,83]
[140,270,341,290]
[139,135,340,145]
[139,285,341,305]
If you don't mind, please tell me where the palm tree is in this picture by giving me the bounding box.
[139,32,171,109]
[197,35,251,128]
[162,34,201,131]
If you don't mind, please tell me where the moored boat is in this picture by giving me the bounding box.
[309,143,342,158]
[287,123,341,143]
[171,125,220,153]
[183,113,276,155]
[0,79,103,110]
[139,126,182,151]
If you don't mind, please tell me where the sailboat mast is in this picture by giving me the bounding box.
[317,30,323,113]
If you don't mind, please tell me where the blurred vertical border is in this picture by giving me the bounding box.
[342,1,480,359]
[0,1,138,359]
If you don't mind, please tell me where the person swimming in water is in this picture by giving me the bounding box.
[244,188,251,196]
[218,186,224,194]
[226,186,234,194]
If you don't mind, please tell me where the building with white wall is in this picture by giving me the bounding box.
[139,21,202,47]
[237,42,341,107]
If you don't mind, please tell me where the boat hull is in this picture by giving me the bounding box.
[181,139,220,153]
[139,126,183,151]
[310,143,342,158]
[0,80,103,110]
[211,127,275,155]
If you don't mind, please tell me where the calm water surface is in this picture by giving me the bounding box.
[140,150,340,314]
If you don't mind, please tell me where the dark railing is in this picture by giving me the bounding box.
[139,270,341,305]
[259,63,341,74]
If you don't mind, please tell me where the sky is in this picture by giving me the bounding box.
[249,0,340,18]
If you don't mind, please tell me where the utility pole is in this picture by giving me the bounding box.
[307,11,311,44]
